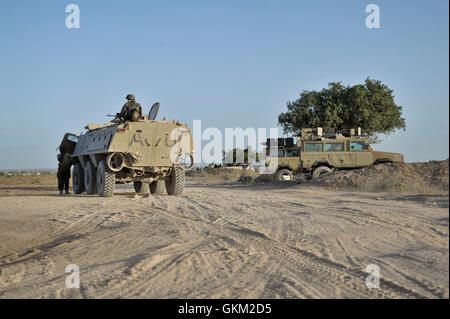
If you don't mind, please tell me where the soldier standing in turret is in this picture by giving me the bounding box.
[117,94,142,122]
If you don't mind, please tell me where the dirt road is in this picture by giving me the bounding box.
[0,182,448,298]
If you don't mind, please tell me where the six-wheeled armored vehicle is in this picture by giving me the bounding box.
[60,103,194,197]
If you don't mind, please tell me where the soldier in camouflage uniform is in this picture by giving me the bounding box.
[57,146,72,195]
[117,94,142,122]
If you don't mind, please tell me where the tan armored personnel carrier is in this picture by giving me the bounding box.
[266,127,404,181]
[60,103,194,196]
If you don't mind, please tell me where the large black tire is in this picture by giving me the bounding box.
[97,160,115,197]
[72,163,85,194]
[312,166,332,180]
[165,167,185,195]
[275,169,294,181]
[84,161,98,194]
[150,180,165,195]
[133,181,150,194]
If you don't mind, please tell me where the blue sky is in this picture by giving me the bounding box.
[0,0,448,169]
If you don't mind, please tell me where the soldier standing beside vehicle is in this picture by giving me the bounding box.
[57,146,72,195]
[117,94,142,122]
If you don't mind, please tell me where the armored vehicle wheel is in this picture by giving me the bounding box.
[165,167,185,195]
[275,169,293,181]
[84,161,98,194]
[312,166,332,179]
[133,181,150,194]
[150,180,165,195]
[72,163,85,194]
[97,160,115,197]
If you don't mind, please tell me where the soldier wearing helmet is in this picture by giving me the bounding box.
[117,94,142,122]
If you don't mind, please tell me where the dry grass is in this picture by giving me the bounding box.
[186,167,260,184]
[0,173,59,196]
[314,160,449,194]
[0,173,57,186]
[2,160,448,196]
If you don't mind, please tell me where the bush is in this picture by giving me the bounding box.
[238,175,256,185]
[314,160,449,194]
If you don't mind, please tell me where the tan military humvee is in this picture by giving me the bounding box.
[266,128,404,181]
[60,103,194,196]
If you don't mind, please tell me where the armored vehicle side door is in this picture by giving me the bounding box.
[285,148,301,171]
[59,133,79,154]
[267,148,285,169]
[324,141,353,168]
[128,122,155,166]
[349,140,373,167]
[301,141,324,169]
[128,122,182,167]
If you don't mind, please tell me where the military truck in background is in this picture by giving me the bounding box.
[59,103,194,197]
[266,127,404,181]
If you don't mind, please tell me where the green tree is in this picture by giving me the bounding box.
[278,78,406,143]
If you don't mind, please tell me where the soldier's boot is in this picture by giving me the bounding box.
[59,190,63,195]
[65,191,70,195]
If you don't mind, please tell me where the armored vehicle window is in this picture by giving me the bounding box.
[269,149,285,157]
[350,141,368,151]
[286,149,300,157]
[67,135,78,143]
[304,143,323,152]
[325,142,344,152]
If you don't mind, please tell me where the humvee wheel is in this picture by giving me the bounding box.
[165,166,185,195]
[84,161,98,194]
[312,166,332,180]
[97,160,115,197]
[72,163,85,194]
[275,169,293,181]
[150,180,165,195]
[133,181,150,194]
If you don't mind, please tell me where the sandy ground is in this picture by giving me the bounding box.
[0,179,448,299]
